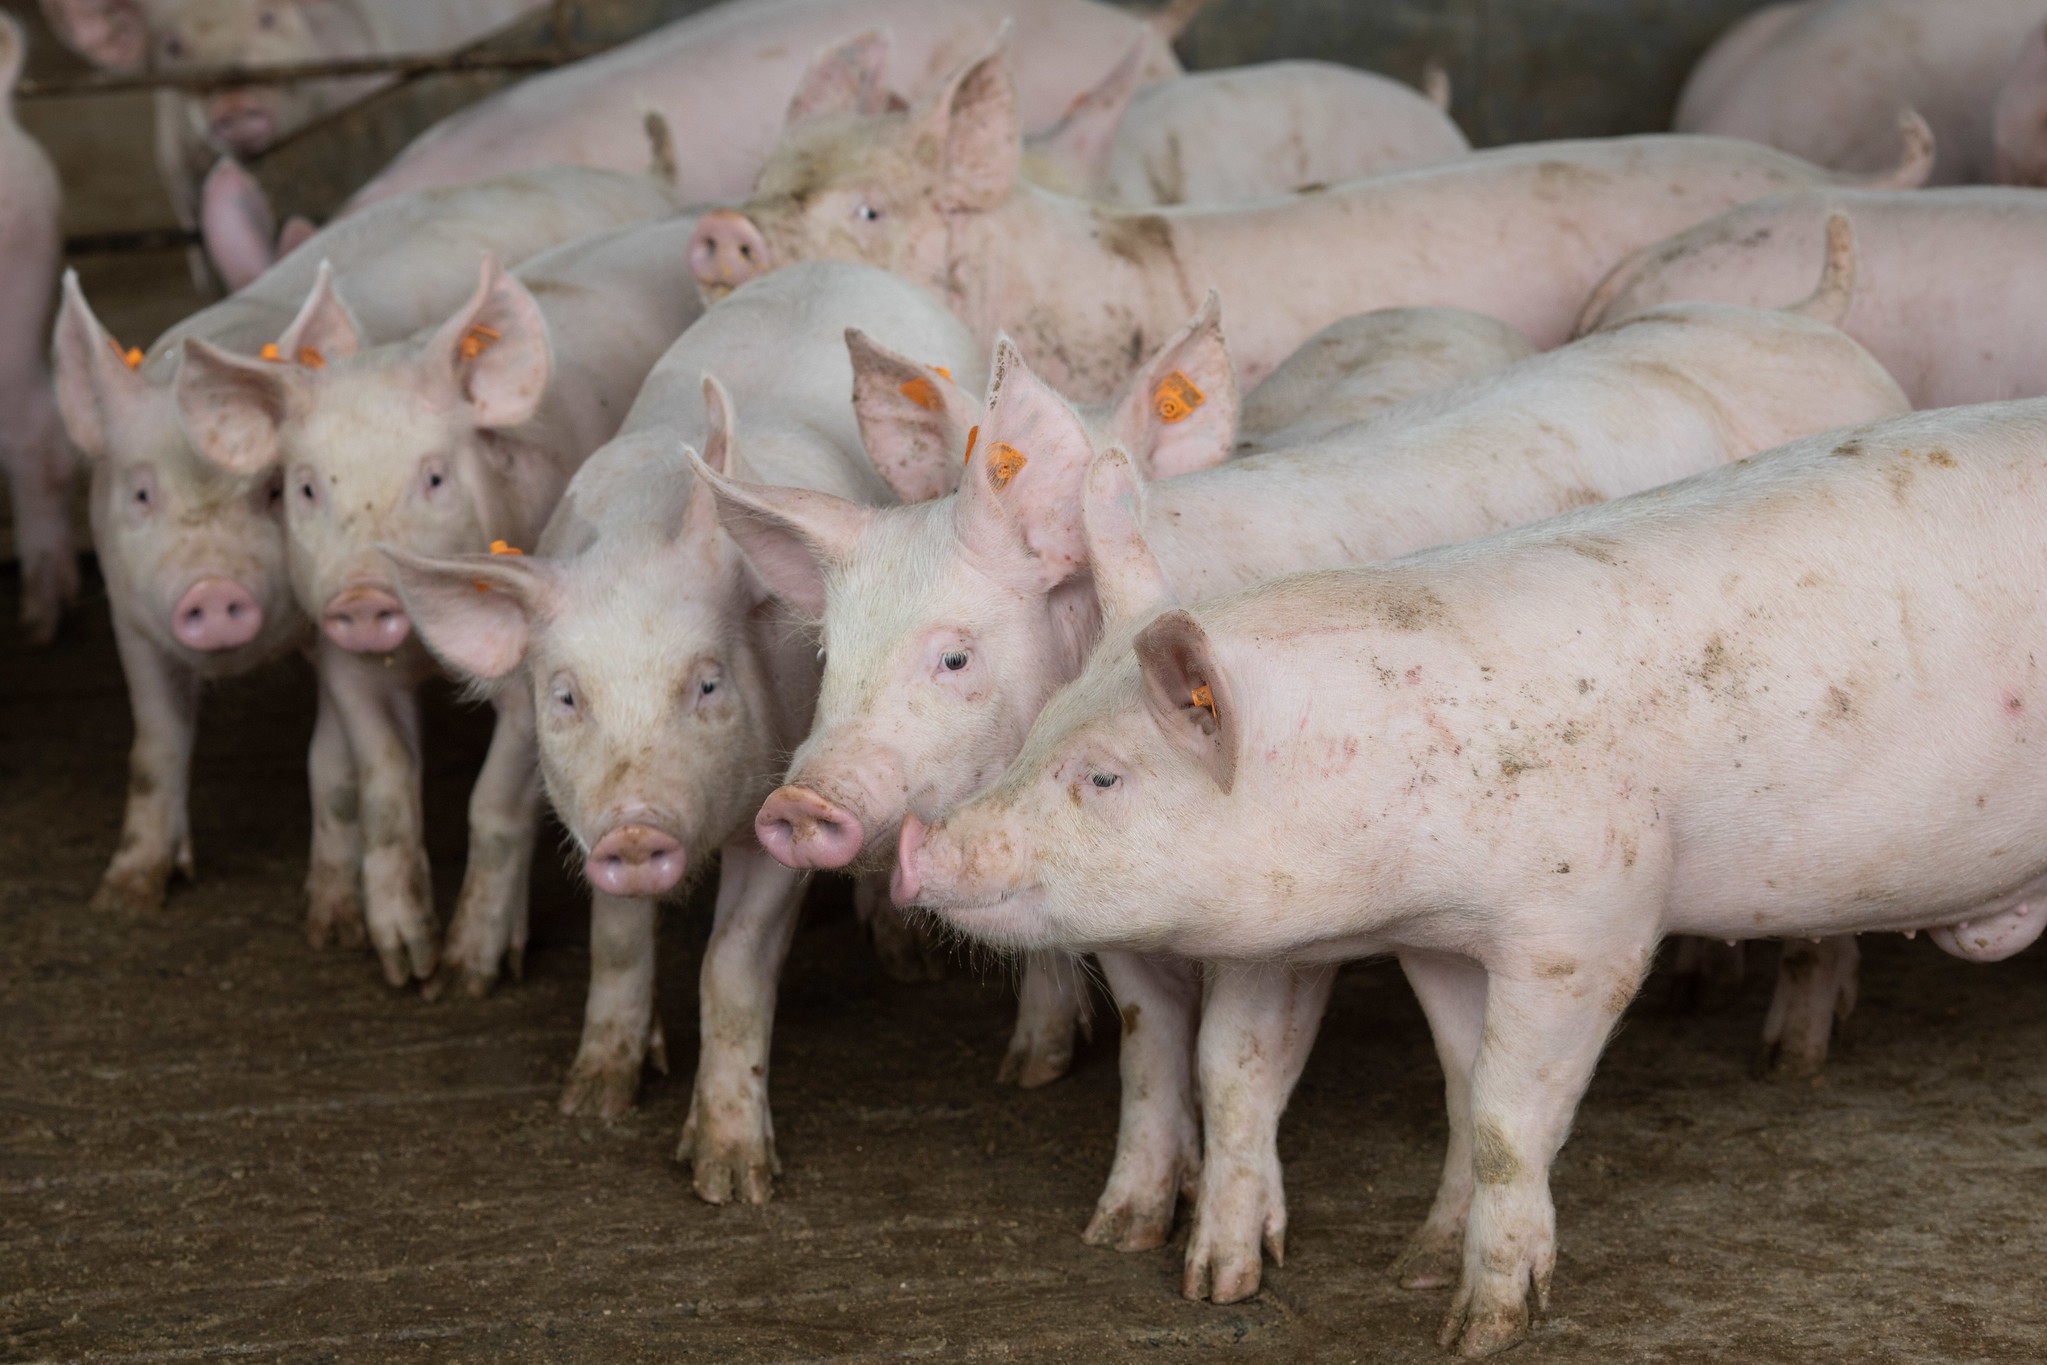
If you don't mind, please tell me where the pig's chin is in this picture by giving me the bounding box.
[207,104,278,156]
[921,883,1053,953]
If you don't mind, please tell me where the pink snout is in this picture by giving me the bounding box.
[756,784,865,870]
[688,209,772,293]
[171,576,263,652]
[321,587,410,654]
[585,823,686,898]
[891,813,926,907]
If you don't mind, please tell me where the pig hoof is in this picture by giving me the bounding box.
[558,1059,641,1120]
[304,890,366,951]
[679,1125,780,1206]
[1440,1299,1532,1359]
[1391,1227,1464,1290]
[1083,1191,1176,1252]
[89,864,169,916]
[19,553,79,647]
[1183,1173,1285,1303]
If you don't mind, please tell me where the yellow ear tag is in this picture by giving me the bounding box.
[297,348,325,369]
[1190,683,1216,719]
[1154,370,1204,424]
[987,441,1026,490]
[897,375,942,411]
[108,337,143,370]
[962,424,980,467]
[460,324,501,361]
[473,540,524,592]
[931,365,952,380]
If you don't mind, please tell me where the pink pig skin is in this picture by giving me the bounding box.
[691,39,1931,402]
[52,166,679,932]
[345,0,1181,214]
[901,399,2047,1357]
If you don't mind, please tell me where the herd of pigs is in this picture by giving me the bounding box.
[4,0,2047,1355]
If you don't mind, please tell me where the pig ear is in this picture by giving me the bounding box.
[1135,608,1238,795]
[1082,447,1176,626]
[683,375,763,570]
[1105,291,1238,478]
[686,443,877,618]
[427,257,551,430]
[1022,38,1145,191]
[383,544,560,683]
[918,25,1021,212]
[785,29,894,127]
[847,327,975,502]
[277,261,364,364]
[953,335,1096,589]
[50,270,147,461]
[201,158,279,293]
[38,0,147,71]
[175,338,298,477]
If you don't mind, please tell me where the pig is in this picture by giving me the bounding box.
[694,230,1908,1302]
[52,164,681,930]
[0,14,72,645]
[39,0,547,282]
[1576,186,2047,408]
[377,261,984,1202]
[894,398,2047,1356]
[1026,55,1469,206]
[343,0,1183,213]
[1675,0,2047,187]
[1993,18,2047,183]
[688,34,1933,402]
[173,216,705,987]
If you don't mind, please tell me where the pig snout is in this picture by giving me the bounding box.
[321,587,411,654]
[756,784,865,870]
[688,210,771,294]
[891,814,926,906]
[206,94,278,155]
[585,822,687,899]
[171,577,264,652]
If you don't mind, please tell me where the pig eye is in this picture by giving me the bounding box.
[265,475,283,507]
[298,481,316,502]
[548,672,580,718]
[854,202,882,223]
[127,468,159,515]
[423,461,448,494]
[1088,772,1119,790]
[941,649,969,672]
[699,677,718,695]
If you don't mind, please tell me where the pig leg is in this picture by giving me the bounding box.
[4,391,77,646]
[92,613,201,913]
[1083,950,1201,1252]
[856,871,947,982]
[560,891,667,1119]
[678,840,805,1205]
[1439,944,1652,1359]
[319,644,436,985]
[1761,935,1859,1079]
[303,669,365,949]
[1391,949,1489,1291]
[1183,961,1337,1304]
[999,950,1090,1087]
[428,684,543,999]
[1661,935,1745,1011]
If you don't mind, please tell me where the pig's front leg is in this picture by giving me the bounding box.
[319,644,436,985]
[560,891,667,1119]
[1392,950,1489,1290]
[999,950,1090,1087]
[92,613,201,913]
[303,670,365,948]
[1761,935,1859,1079]
[4,396,77,646]
[1440,943,1652,1359]
[1183,961,1336,1304]
[856,870,948,982]
[428,683,542,998]
[678,840,805,1205]
[1084,950,1201,1252]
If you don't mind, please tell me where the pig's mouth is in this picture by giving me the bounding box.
[206,97,278,155]
[916,883,1051,951]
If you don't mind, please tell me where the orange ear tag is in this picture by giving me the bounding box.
[460,324,502,361]
[931,365,952,380]
[897,375,942,411]
[962,424,980,466]
[1190,683,1216,719]
[1153,370,1204,424]
[297,348,324,369]
[987,442,1026,490]
[259,343,282,362]
[473,540,524,592]
[108,337,143,370]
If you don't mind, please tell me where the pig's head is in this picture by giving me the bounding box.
[52,271,300,671]
[385,380,804,903]
[1995,21,2047,186]
[176,258,557,659]
[892,445,1236,954]
[41,0,380,154]
[688,28,1021,302]
[699,304,1236,874]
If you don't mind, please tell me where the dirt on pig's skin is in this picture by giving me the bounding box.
[3,562,2045,1364]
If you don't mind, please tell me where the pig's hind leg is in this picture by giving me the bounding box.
[428,683,542,998]
[1761,935,1859,1079]
[999,950,1090,1087]
[1391,950,1489,1291]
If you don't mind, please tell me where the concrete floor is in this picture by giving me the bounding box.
[3,565,2046,1364]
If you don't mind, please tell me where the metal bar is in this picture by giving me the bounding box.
[18,47,580,99]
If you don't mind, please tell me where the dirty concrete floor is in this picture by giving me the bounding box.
[2,565,2045,1365]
